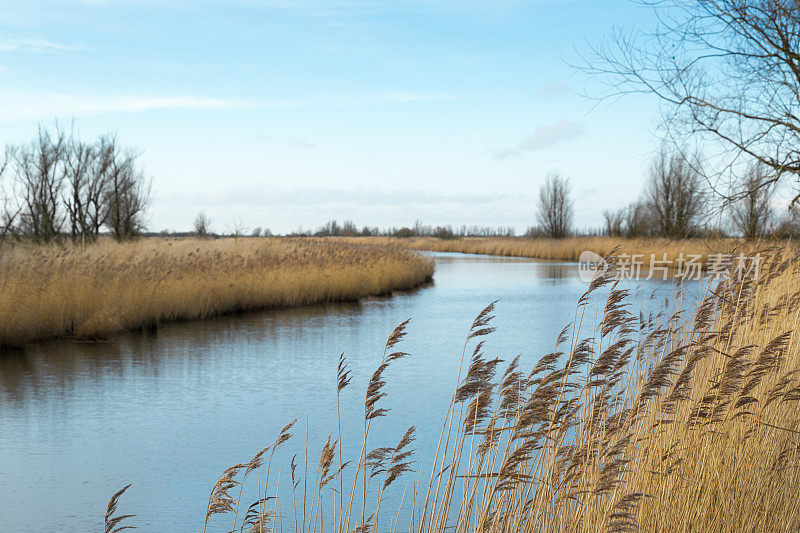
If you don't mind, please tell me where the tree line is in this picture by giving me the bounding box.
[186,145,796,239]
[535,147,800,240]
[308,220,516,239]
[0,124,151,244]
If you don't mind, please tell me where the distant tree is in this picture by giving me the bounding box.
[730,164,774,239]
[251,226,262,237]
[536,171,573,239]
[776,209,800,238]
[524,226,546,238]
[0,148,21,243]
[12,125,67,242]
[104,148,151,241]
[646,149,705,238]
[623,200,653,238]
[63,133,115,244]
[0,125,149,243]
[341,220,358,236]
[433,225,455,239]
[602,208,625,237]
[317,220,342,236]
[231,218,247,238]
[290,226,310,237]
[194,212,211,237]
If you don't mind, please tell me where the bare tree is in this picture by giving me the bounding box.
[231,218,247,238]
[13,125,67,242]
[602,208,625,236]
[317,220,341,236]
[104,148,151,241]
[194,211,211,237]
[0,148,22,243]
[646,149,705,238]
[730,163,774,238]
[776,208,800,238]
[63,136,94,243]
[623,200,653,238]
[62,133,117,244]
[537,171,573,239]
[84,135,117,238]
[585,0,800,206]
[1,126,149,244]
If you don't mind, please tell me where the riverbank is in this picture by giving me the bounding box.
[0,238,433,349]
[348,236,751,266]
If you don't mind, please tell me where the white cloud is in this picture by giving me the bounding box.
[256,135,317,149]
[493,121,586,159]
[325,93,459,108]
[0,38,81,52]
[535,82,570,99]
[377,93,456,103]
[0,93,309,121]
[0,91,457,121]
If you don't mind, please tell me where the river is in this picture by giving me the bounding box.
[0,252,699,531]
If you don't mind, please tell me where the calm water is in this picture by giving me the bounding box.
[0,253,698,532]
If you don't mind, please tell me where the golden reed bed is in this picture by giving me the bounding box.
[349,236,753,266]
[0,238,433,348]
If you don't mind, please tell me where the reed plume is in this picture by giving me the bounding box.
[104,483,135,533]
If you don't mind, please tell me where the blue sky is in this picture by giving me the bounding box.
[0,0,662,233]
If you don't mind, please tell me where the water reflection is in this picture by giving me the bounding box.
[537,261,572,280]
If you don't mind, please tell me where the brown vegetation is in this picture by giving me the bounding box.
[347,235,760,268]
[0,237,433,349]
[108,243,800,531]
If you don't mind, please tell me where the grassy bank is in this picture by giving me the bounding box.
[351,236,752,266]
[105,244,800,531]
[0,238,433,349]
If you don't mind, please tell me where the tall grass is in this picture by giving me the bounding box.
[0,237,433,349]
[353,236,753,267]
[107,244,800,531]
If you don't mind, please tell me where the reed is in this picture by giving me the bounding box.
[0,237,433,349]
[349,236,756,267]
[107,243,800,532]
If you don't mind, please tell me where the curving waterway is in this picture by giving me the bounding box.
[0,252,700,532]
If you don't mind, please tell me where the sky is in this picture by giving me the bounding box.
[0,0,664,234]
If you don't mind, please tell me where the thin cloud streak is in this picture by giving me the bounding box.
[0,94,268,121]
[493,120,585,159]
[0,92,458,121]
[256,135,317,149]
[535,81,570,98]
[0,38,82,52]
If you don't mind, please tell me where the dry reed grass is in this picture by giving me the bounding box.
[107,243,800,532]
[350,236,759,268]
[0,237,433,349]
